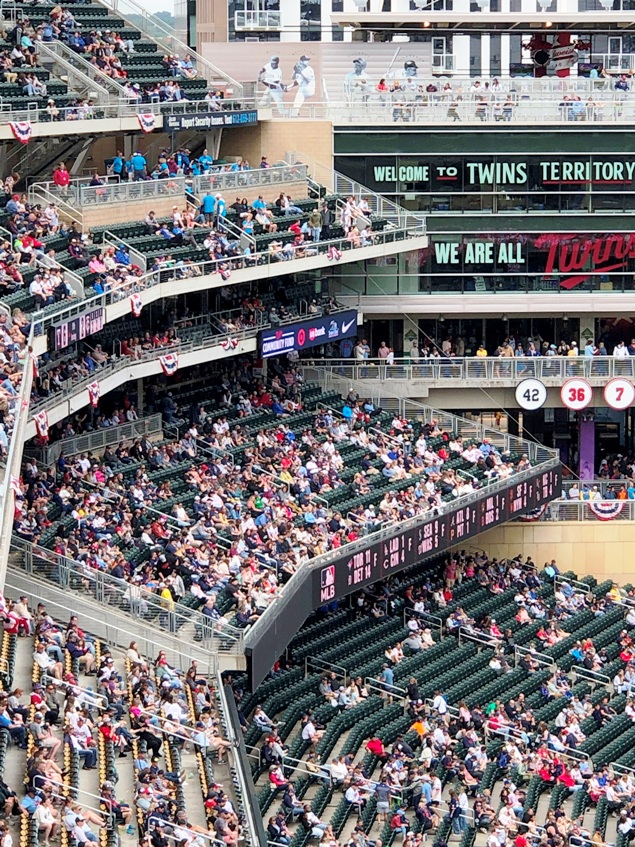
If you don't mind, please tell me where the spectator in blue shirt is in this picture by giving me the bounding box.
[381,663,394,690]
[130,151,147,181]
[200,192,215,223]
[199,149,213,170]
[252,195,267,213]
[215,193,227,218]
[20,787,40,815]
[115,245,131,265]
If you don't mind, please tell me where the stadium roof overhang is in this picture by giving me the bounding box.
[330,11,635,32]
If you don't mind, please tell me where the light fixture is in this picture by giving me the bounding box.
[563,314,569,322]
[502,314,509,322]
[544,19,553,26]
[422,19,431,25]
[438,314,445,322]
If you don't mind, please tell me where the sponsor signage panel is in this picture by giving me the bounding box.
[259,310,358,358]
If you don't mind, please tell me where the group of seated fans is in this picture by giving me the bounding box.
[0,158,385,320]
[16,350,534,635]
[0,307,28,459]
[2,8,210,110]
[238,552,635,847]
[0,591,241,847]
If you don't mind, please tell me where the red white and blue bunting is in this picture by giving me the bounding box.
[217,265,231,281]
[130,293,143,318]
[136,113,157,134]
[588,500,625,521]
[87,381,101,408]
[220,337,239,352]
[9,121,32,144]
[159,352,179,377]
[518,504,548,522]
[33,410,49,442]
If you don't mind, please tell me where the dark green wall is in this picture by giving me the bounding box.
[334,126,635,156]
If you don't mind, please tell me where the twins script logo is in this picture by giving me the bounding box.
[540,233,635,290]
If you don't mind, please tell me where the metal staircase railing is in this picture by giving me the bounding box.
[35,41,112,105]
[41,40,127,102]
[97,0,246,97]
[296,152,426,233]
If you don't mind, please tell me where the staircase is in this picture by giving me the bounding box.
[96,0,245,95]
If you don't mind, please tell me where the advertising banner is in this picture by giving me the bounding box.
[424,232,635,290]
[163,110,258,132]
[259,309,358,358]
[51,307,105,351]
[337,155,635,193]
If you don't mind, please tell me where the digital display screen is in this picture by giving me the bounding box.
[52,307,105,351]
[259,310,358,358]
[312,466,561,606]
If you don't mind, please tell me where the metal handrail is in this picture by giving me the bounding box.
[147,817,227,846]
[245,747,331,784]
[457,627,501,648]
[0,326,33,587]
[192,163,308,196]
[42,674,109,711]
[11,537,245,653]
[403,607,444,636]
[102,230,147,272]
[300,356,635,384]
[98,0,244,96]
[514,644,556,670]
[570,665,614,692]
[554,574,595,595]
[44,39,127,101]
[304,657,347,681]
[365,677,407,701]
[35,41,112,105]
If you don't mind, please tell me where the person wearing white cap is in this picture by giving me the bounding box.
[287,55,315,117]
[258,56,285,115]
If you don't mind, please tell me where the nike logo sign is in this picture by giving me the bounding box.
[341,318,356,334]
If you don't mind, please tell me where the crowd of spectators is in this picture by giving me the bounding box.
[0,590,240,846]
[349,333,635,364]
[248,553,635,847]
[16,351,534,638]
[0,157,382,312]
[0,308,29,458]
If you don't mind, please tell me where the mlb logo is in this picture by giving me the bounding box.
[320,565,336,602]
[321,565,335,588]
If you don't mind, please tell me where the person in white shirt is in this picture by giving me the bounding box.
[432,690,448,718]
[33,643,63,679]
[288,55,316,117]
[330,758,349,787]
[35,797,58,845]
[615,341,629,358]
[345,785,366,812]
[301,719,323,745]
[72,817,98,844]
[258,56,285,115]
